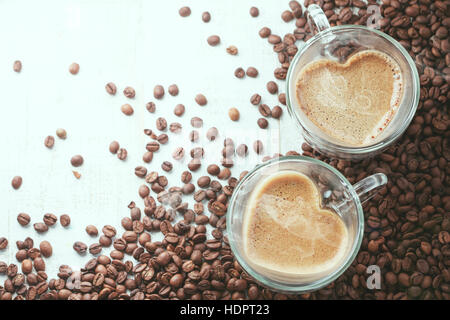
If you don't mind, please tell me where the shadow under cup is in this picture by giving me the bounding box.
[227,157,367,293]
[286,26,420,159]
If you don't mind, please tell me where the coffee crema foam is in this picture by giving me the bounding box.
[296,50,403,146]
[243,171,348,275]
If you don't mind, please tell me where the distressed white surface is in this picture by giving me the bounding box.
[0,0,304,279]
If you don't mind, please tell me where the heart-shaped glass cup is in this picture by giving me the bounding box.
[227,156,387,293]
[286,4,420,160]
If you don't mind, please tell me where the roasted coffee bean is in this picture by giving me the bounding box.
[253,140,263,154]
[135,166,147,178]
[250,93,261,105]
[258,104,271,117]
[234,67,245,78]
[188,159,201,172]
[13,60,22,72]
[17,213,30,226]
[156,117,167,131]
[172,147,185,160]
[102,225,116,238]
[281,10,294,22]
[109,141,120,154]
[207,164,220,176]
[249,6,259,17]
[195,94,207,106]
[161,161,173,172]
[117,148,127,160]
[123,86,135,98]
[197,176,211,188]
[181,171,192,184]
[69,62,79,74]
[43,213,57,226]
[73,242,87,254]
[60,214,71,227]
[44,135,55,149]
[56,128,67,139]
[179,6,191,17]
[33,223,48,233]
[121,104,134,115]
[271,106,283,119]
[143,151,153,163]
[105,82,117,95]
[11,176,22,190]
[202,11,211,23]
[266,81,278,94]
[146,141,160,152]
[146,101,156,113]
[85,225,98,236]
[0,237,8,250]
[259,27,271,38]
[70,155,84,167]
[139,185,150,198]
[246,67,258,77]
[236,144,248,157]
[39,241,52,258]
[168,84,179,96]
[169,122,182,133]
[206,127,218,141]
[207,35,220,46]
[228,108,240,121]
[189,130,199,142]
[153,85,165,99]
[226,45,238,55]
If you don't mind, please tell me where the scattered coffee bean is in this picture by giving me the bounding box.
[73,171,81,179]
[33,222,48,233]
[89,243,102,255]
[71,155,84,167]
[202,11,211,23]
[174,104,185,117]
[60,214,71,227]
[146,141,160,152]
[259,27,271,38]
[157,134,169,144]
[73,241,87,254]
[249,6,259,17]
[258,104,271,117]
[189,130,199,142]
[169,122,182,133]
[234,67,245,78]
[109,141,120,154]
[117,148,128,161]
[246,67,258,77]
[85,225,98,236]
[195,94,207,106]
[188,159,201,172]
[181,171,192,184]
[281,10,294,22]
[206,127,218,141]
[44,136,55,149]
[161,161,173,172]
[257,118,269,129]
[253,140,264,154]
[197,176,211,188]
[236,144,248,157]
[39,241,52,258]
[13,60,22,72]
[146,102,156,113]
[17,213,30,226]
[191,117,203,128]
[218,168,231,180]
[226,45,238,55]
[69,62,79,75]
[156,117,167,131]
[153,85,165,99]
[0,237,8,250]
[207,164,220,176]
[250,93,261,105]
[266,81,278,94]
[190,147,205,159]
[268,34,281,44]
[179,6,191,17]
[142,151,153,163]
[11,176,22,190]
[207,35,220,46]
[168,84,179,96]
[56,128,67,139]
[43,213,57,226]
[278,93,286,105]
[121,103,134,115]
[105,82,117,95]
[123,86,135,98]
[228,108,240,121]
[172,147,185,160]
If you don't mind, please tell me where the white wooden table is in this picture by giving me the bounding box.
[0,0,304,279]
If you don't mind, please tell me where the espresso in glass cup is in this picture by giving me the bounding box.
[286,4,420,160]
[227,156,387,293]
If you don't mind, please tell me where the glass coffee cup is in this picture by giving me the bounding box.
[286,4,420,160]
[227,156,387,293]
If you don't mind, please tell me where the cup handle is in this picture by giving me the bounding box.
[307,4,331,34]
[353,173,388,205]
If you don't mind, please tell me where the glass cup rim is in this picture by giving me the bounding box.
[285,25,420,155]
[226,155,365,293]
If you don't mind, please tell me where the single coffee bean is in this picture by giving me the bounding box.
[191,147,205,158]
[266,81,278,94]
[121,104,134,115]
[174,104,185,117]
[17,213,30,226]
[207,35,220,46]
[172,147,185,160]
[146,101,156,113]
[189,130,199,142]
[259,27,271,38]
[89,243,102,255]
[206,127,219,141]
[117,148,127,160]
[60,214,71,227]
[253,140,264,154]
[179,6,191,17]
[168,84,179,96]
[207,164,220,176]
[43,213,57,226]
[249,6,259,17]
[44,135,55,149]
[11,176,22,190]
[69,62,80,74]
[123,86,135,98]
[156,117,167,131]
[39,241,52,258]
[13,60,22,72]
[278,93,286,105]
[135,166,147,178]
[73,241,87,254]
[138,185,150,198]
[169,122,182,133]
[153,85,165,99]
[258,104,271,117]
[161,161,173,172]
[33,222,48,233]
[228,108,240,121]
[198,176,211,188]
[246,67,258,77]
[188,159,201,172]
[22,259,33,274]
[218,168,231,180]
[226,45,238,55]
[86,225,98,236]
[268,34,281,44]
[56,128,67,139]
[236,144,248,157]
[191,117,203,128]
[281,10,294,22]
[250,93,261,105]
[182,183,195,195]
[195,94,207,106]
[0,237,8,250]
[257,118,269,129]
[143,151,153,163]
[71,155,84,167]
[102,225,116,238]
[234,67,245,78]
[202,11,211,23]
[109,141,120,154]
[157,134,168,144]
[99,235,112,247]
[181,171,192,183]
[105,82,117,95]
[271,106,283,119]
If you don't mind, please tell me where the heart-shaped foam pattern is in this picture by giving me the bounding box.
[243,171,348,275]
[296,50,403,146]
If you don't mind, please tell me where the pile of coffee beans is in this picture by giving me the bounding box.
[1,1,448,300]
